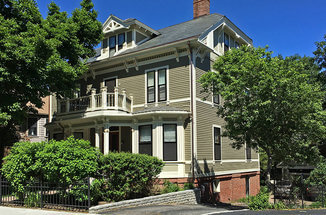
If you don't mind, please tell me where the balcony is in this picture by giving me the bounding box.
[57,87,133,115]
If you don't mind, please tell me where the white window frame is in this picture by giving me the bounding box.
[145,66,169,105]
[212,125,222,162]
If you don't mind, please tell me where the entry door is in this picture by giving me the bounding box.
[105,78,116,93]
[109,131,120,152]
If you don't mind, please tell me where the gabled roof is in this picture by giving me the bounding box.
[102,14,160,35]
[87,13,251,64]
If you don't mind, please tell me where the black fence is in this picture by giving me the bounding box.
[0,175,91,211]
[273,174,326,208]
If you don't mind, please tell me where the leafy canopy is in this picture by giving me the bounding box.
[314,34,326,72]
[0,0,103,125]
[200,46,326,170]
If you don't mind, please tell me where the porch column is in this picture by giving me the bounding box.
[114,87,119,110]
[103,128,110,155]
[131,124,138,154]
[91,88,97,110]
[95,127,100,149]
[101,86,107,108]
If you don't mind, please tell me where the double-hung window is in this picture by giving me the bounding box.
[163,124,177,161]
[214,127,222,160]
[213,85,220,104]
[118,33,125,50]
[224,33,230,52]
[139,125,152,156]
[28,117,38,136]
[146,68,167,103]
[109,36,116,55]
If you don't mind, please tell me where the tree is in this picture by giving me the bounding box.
[200,46,326,184]
[0,0,103,126]
[314,34,326,72]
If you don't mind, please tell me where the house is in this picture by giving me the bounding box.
[19,96,53,142]
[47,0,260,202]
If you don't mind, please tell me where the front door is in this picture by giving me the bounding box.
[109,126,119,152]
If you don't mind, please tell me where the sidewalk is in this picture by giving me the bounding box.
[0,206,95,215]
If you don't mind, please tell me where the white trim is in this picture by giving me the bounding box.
[223,159,259,163]
[195,168,260,178]
[192,51,197,159]
[212,124,222,162]
[132,97,190,108]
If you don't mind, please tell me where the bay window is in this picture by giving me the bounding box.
[139,125,152,156]
[163,124,177,161]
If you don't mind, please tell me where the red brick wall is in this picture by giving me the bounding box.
[159,171,260,203]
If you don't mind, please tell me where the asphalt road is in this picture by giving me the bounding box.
[216,209,326,215]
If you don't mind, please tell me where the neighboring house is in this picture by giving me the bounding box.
[47,0,260,202]
[19,96,52,142]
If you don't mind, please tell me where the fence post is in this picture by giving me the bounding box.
[0,175,2,204]
[301,173,304,209]
[40,180,43,209]
[87,177,91,209]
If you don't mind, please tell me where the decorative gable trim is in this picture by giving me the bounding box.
[103,15,128,33]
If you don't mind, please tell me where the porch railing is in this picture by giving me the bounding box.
[57,87,132,114]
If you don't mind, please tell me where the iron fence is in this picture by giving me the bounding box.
[0,175,91,211]
[273,174,326,208]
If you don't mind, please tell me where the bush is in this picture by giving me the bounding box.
[1,137,101,194]
[248,186,271,210]
[183,182,195,190]
[24,192,41,208]
[98,152,164,202]
[161,180,180,194]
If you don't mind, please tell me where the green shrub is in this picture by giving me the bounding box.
[183,182,195,190]
[161,180,180,194]
[309,201,323,208]
[1,137,101,194]
[24,192,41,208]
[248,186,271,210]
[272,201,287,210]
[98,152,164,202]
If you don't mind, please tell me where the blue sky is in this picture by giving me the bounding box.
[35,0,326,57]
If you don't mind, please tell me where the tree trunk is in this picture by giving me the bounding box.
[266,151,273,189]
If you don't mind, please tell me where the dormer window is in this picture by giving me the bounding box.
[109,36,116,55]
[235,41,239,49]
[224,33,229,52]
[118,33,125,50]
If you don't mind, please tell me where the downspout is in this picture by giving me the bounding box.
[188,41,195,183]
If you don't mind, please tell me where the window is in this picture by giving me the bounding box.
[146,68,167,103]
[230,36,235,48]
[224,33,229,52]
[214,127,221,160]
[109,36,116,55]
[163,124,177,161]
[235,41,240,49]
[126,31,133,47]
[118,33,125,50]
[139,125,152,156]
[213,85,219,104]
[147,71,155,103]
[158,69,166,101]
[103,38,108,49]
[28,117,38,136]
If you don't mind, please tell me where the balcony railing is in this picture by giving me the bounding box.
[57,87,133,114]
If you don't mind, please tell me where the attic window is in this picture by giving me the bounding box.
[224,33,229,52]
[118,33,125,50]
[109,36,116,55]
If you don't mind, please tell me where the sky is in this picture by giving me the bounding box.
[35,0,326,57]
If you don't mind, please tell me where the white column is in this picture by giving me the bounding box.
[95,127,100,149]
[101,86,107,108]
[122,89,126,111]
[91,88,96,110]
[131,124,138,154]
[103,128,110,155]
[177,119,185,162]
[130,96,134,113]
[156,120,163,160]
[114,87,119,109]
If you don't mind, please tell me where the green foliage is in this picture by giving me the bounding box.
[24,192,41,208]
[98,152,164,202]
[248,186,271,210]
[272,201,287,210]
[161,180,181,194]
[200,46,326,180]
[183,182,195,190]
[1,137,101,193]
[307,157,326,187]
[314,34,326,71]
[0,0,103,125]
[309,201,323,208]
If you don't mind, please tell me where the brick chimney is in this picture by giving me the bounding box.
[193,0,210,19]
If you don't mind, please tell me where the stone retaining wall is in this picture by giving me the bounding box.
[89,189,201,214]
